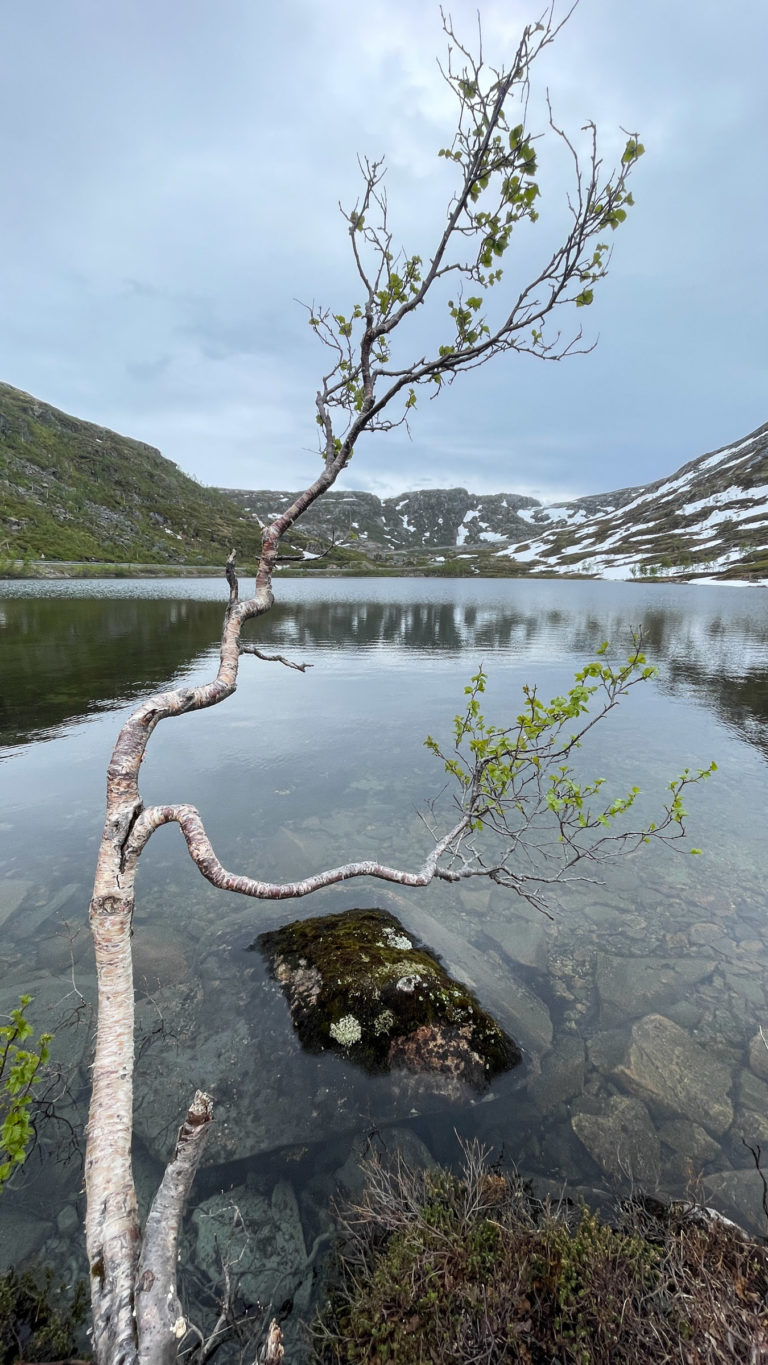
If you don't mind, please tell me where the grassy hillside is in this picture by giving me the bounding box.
[0,382,269,565]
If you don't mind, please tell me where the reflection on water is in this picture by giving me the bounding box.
[1,576,768,1351]
[0,594,224,746]
[3,576,768,749]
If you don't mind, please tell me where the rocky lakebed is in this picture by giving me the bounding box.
[2,852,768,1357]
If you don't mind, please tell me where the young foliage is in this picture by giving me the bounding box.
[425,633,715,911]
[305,9,643,461]
[0,995,51,1192]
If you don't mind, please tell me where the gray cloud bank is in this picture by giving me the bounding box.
[1,0,765,501]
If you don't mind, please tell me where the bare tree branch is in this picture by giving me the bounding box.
[238,644,313,672]
[123,803,469,894]
[136,1091,214,1363]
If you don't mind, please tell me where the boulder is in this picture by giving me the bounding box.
[333,1126,435,1200]
[0,1209,53,1270]
[0,974,96,1077]
[731,1068,768,1146]
[657,1118,720,1166]
[572,1095,660,1186]
[748,1031,768,1081]
[499,975,553,1054]
[133,911,521,1168]
[527,1035,585,1112]
[0,880,32,930]
[185,1179,310,1324]
[613,1014,733,1137]
[657,1118,721,1185]
[481,906,551,970]
[703,1169,768,1238]
[595,952,714,1021]
[385,897,548,1054]
[256,908,520,1097]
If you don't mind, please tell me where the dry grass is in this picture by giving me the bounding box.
[313,1141,768,1364]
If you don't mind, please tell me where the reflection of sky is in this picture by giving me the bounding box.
[2,578,767,883]
[4,596,768,1262]
[1,578,768,1221]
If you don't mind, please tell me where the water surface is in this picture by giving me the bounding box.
[2,575,768,1337]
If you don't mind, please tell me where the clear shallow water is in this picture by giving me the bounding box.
[2,576,768,1340]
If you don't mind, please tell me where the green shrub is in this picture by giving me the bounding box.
[314,1142,768,1363]
[0,1266,88,1363]
[0,996,51,1192]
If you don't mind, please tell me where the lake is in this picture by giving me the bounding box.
[2,575,768,1341]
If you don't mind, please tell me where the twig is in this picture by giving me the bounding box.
[238,644,313,672]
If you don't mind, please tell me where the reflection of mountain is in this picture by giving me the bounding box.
[254,599,568,655]
[3,587,767,761]
[255,593,768,757]
[0,596,223,747]
[664,659,768,761]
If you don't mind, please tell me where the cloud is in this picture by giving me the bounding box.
[0,0,765,500]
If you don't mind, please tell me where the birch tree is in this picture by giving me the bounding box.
[82,9,700,1361]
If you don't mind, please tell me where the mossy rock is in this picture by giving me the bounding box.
[254,908,520,1093]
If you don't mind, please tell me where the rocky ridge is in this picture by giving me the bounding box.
[222,486,539,550]
[223,420,768,582]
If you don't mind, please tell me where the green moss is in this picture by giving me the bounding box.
[255,908,520,1081]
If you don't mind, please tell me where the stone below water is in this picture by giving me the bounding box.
[614,1013,733,1137]
[572,1096,660,1186]
[748,1031,768,1081]
[255,908,521,1099]
[595,952,714,1022]
[703,1169,768,1238]
[183,1179,312,1345]
[0,880,32,929]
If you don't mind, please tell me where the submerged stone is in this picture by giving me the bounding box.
[255,908,521,1094]
[572,1095,660,1186]
[613,1013,734,1137]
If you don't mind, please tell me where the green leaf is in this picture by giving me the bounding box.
[622,138,645,163]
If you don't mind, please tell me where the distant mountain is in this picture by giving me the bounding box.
[221,486,539,549]
[498,422,768,581]
[222,420,768,582]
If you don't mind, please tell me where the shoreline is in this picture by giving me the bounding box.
[0,559,765,586]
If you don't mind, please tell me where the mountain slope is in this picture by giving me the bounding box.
[0,382,267,564]
[2,379,765,581]
[499,422,768,581]
[222,421,768,582]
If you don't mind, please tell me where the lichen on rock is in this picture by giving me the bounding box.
[255,908,520,1094]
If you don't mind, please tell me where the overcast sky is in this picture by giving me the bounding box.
[1,0,766,504]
